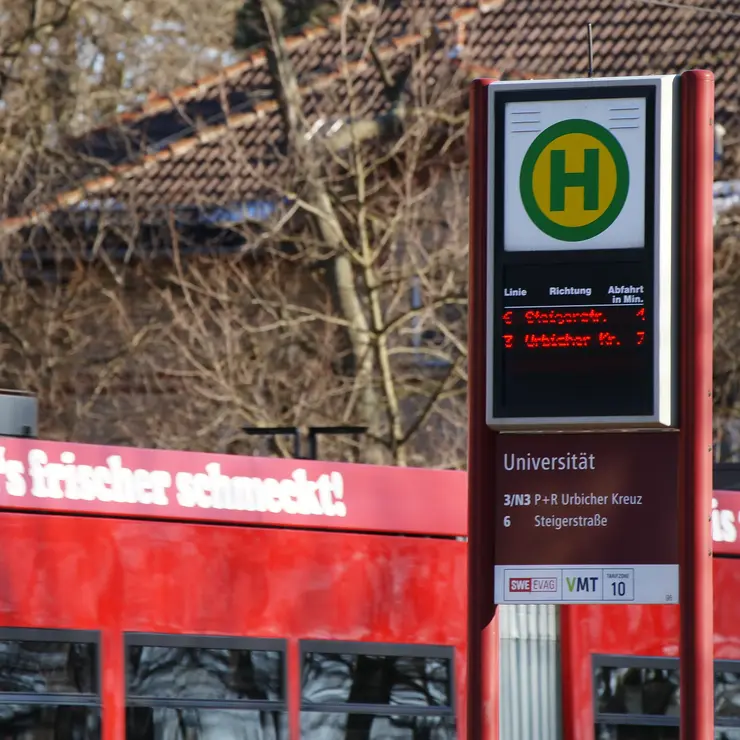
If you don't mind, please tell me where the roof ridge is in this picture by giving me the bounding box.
[0,28,431,234]
[84,2,406,136]
[78,2,490,138]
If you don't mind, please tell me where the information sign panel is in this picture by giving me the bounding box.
[493,431,679,605]
[468,70,715,740]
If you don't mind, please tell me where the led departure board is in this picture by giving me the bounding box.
[493,260,654,420]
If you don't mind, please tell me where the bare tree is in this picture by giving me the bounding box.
[0,0,471,468]
[712,204,740,460]
[10,1,740,469]
[128,0,472,466]
[0,0,243,224]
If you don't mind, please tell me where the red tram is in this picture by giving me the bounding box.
[2,432,740,739]
[0,436,467,740]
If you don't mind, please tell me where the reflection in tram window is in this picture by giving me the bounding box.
[595,665,680,716]
[126,708,286,740]
[716,671,740,718]
[302,653,452,707]
[595,726,679,739]
[593,656,740,738]
[299,642,456,740]
[0,637,98,695]
[596,730,740,740]
[300,713,456,740]
[0,629,101,740]
[716,730,740,740]
[125,635,286,740]
[0,705,100,739]
[127,645,283,701]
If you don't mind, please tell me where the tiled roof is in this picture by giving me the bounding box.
[72,0,478,165]
[5,0,740,233]
[465,0,740,126]
[119,0,474,120]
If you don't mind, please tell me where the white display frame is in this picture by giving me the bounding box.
[485,75,680,431]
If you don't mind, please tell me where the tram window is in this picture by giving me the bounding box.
[594,662,680,716]
[715,731,740,740]
[716,666,740,719]
[596,730,740,740]
[593,656,740,738]
[0,627,101,739]
[124,633,287,740]
[299,641,456,740]
[594,727,679,739]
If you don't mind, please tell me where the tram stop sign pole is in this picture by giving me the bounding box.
[467,71,715,740]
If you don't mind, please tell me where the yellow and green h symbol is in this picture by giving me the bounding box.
[549,148,600,212]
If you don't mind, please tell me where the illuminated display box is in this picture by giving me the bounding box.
[485,77,678,430]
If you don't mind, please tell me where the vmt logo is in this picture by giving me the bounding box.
[519,119,629,242]
[566,575,599,593]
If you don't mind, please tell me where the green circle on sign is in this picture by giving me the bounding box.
[519,118,630,242]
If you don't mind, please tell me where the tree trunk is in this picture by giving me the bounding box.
[259,0,391,465]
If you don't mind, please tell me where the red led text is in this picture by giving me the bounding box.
[526,309,605,325]
[502,307,649,351]
[524,333,593,349]
[598,332,620,347]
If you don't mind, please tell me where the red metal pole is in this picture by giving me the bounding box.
[467,78,499,740]
[679,69,715,740]
[558,605,577,738]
